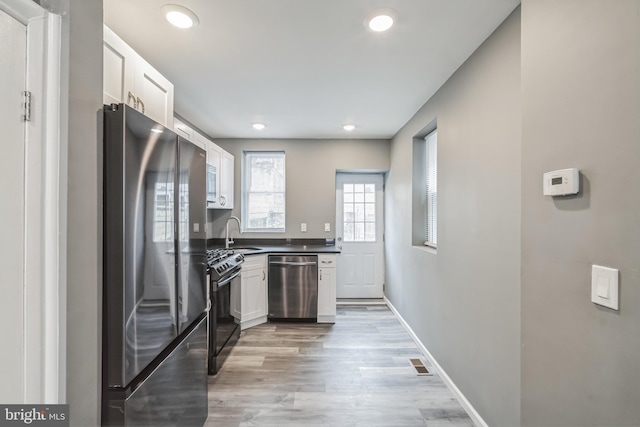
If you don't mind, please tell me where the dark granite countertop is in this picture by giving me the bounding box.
[234,245,340,255]
[207,238,340,255]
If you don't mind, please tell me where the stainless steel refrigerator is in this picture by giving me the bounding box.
[102,104,208,426]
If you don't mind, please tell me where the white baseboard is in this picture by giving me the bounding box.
[384,296,488,427]
[317,315,336,323]
[336,298,386,305]
[240,315,268,330]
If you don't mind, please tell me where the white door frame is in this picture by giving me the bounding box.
[335,172,385,299]
[0,0,63,404]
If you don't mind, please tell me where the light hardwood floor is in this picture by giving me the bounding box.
[206,305,474,426]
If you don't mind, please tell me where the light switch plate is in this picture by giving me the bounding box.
[301,223,307,232]
[324,223,331,232]
[591,265,619,310]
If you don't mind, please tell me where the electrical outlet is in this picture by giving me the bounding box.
[301,223,307,232]
[324,223,331,232]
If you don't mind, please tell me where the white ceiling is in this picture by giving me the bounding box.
[104,0,519,139]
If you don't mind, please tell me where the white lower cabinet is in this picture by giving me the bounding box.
[231,254,268,330]
[231,252,337,327]
[317,254,337,323]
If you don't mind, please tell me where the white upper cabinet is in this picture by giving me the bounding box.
[190,130,233,210]
[220,149,234,209]
[103,25,174,128]
[206,141,222,208]
[135,55,174,128]
[103,26,135,106]
[173,117,195,142]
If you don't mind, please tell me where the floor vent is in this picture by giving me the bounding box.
[409,358,432,376]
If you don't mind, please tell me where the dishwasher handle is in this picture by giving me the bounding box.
[269,261,317,266]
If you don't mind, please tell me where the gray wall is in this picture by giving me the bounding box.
[210,138,390,239]
[384,8,521,427]
[520,1,640,425]
[39,0,103,425]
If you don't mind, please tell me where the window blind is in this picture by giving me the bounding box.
[425,130,437,247]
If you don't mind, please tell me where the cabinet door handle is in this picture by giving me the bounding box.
[127,91,137,108]
[220,195,226,206]
[262,271,265,281]
[136,97,145,113]
[320,270,323,280]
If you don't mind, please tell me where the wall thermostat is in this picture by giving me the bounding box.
[543,168,579,196]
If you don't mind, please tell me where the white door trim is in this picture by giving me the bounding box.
[1,0,63,404]
[335,173,385,298]
[0,0,43,24]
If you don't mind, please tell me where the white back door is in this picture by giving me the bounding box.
[335,173,385,298]
[0,8,27,403]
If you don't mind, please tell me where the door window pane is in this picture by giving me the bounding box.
[344,192,354,203]
[365,223,376,241]
[343,181,376,242]
[365,204,375,221]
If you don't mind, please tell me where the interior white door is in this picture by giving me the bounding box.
[335,173,385,298]
[0,8,27,403]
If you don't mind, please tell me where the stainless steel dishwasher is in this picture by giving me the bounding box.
[268,255,318,320]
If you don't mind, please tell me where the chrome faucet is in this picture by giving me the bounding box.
[225,215,242,248]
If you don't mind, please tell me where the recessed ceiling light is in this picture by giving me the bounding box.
[252,122,266,130]
[367,10,395,32]
[162,5,199,29]
[343,124,355,131]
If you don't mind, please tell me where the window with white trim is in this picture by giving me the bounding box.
[425,130,437,247]
[242,151,285,232]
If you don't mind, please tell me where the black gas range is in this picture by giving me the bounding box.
[207,248,245,282]
[206,248,244,375]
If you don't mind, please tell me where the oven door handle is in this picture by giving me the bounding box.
[205,267,211,313]
[216,268,242,288]
[269,261,317,266]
